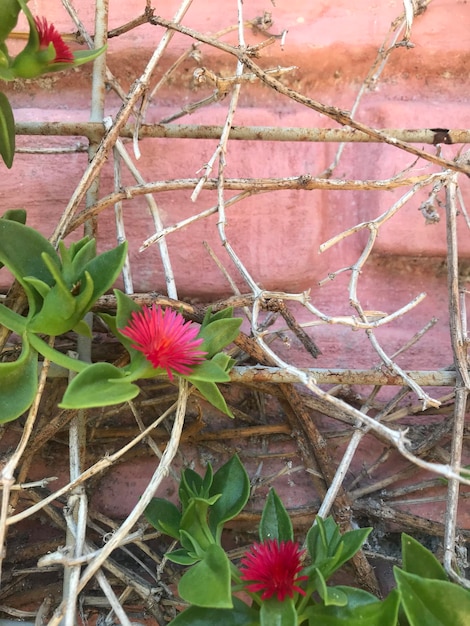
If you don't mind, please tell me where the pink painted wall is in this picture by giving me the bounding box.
[5,0,470,298]
[2,1,470,526]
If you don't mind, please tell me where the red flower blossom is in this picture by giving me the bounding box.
[120,304,206,380]
[34,17,74,64]
[240,539,308,602]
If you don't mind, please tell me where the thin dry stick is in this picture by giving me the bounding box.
[443,177,470,587]
[111,130,134,294]
[75,379,189,605]
[109,126,178,298]
[324,0,430,175]
[52,0,194,242]
[149,14,470,174]
[6,398,180,526]
[0,343,51,584]
[66,172,440,233]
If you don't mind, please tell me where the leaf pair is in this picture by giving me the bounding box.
[0,216,128,422]
[394,534,470,626]
[144,456,250,609]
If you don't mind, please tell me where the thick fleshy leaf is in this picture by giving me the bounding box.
[259,488,293,543]
[401,534,447,581]
[27,270,95,335]
[180,467,207,501]
[178,543,232,608]
[82,242,127,302]
[314,568,348,606]
[72,318,93,337]
[0,302,27,335]
[190,379,233,417]
[335,526,372,570]
[198,318,242,358]
[0,91,15,168]
[0,211,27,270]
[165,549,198,566]
[0,219,59,315]
[0,339,38,422]
[306,516,341,572]
[114,289,142,328]
[186,358,231,383]
[169,597,257,626]
[1,209,26,224]
[59,362,140,409]
[260,597,297,626]
[27,332,88,373]
[305,516,370,580]
[394,568,470,626]
[144,497,181,539]
[208,455,250,539]
[304,587,399,626]
[59,237,95,282]
[0,44,11,72]
[180,497,220,551]
[0,0,23,45]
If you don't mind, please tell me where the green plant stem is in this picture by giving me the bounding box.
[296,582,317,615]
[27,332,89,373]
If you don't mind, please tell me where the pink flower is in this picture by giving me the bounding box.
[34,17,74,64]
[120,305,206,380]
[240,539,308,602]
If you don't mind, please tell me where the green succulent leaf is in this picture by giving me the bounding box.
[0,92,15,168]
[0,219,59,316]
[72,318,93,338]
[0,208,28,271]
[0,302,27,335]
[335,525,372,570]
[304,587,400,626]
[178,543,232,609]
[305,517,370,581]
[27,278,92,335]
[59,237,95,282]
[259,487,294,543]
[260,596,297,626]
[190,379,233,417]
[1,209,26,224]
[394,568,470,626]
[180,497,220,550]
[401,534,448,581]
[26,332,88,373]
[198,317,242,359]
[208,455,250,540]
[314,568,348,606]
[144,497,182,540]
[165,549,198,566]
[306,516,342,573]
[186,358,231,383]
[0,338,38,422]
[0,0,24,45]
[81,242,127,302]
[59,362,140,409]
[169,597,257,626]
[180,467,208,502]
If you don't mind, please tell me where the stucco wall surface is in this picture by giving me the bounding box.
[1,0,470,529]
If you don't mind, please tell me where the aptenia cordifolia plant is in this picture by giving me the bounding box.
[0,213,242,421]
[0,0,105,167]
[145,455,470,626]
